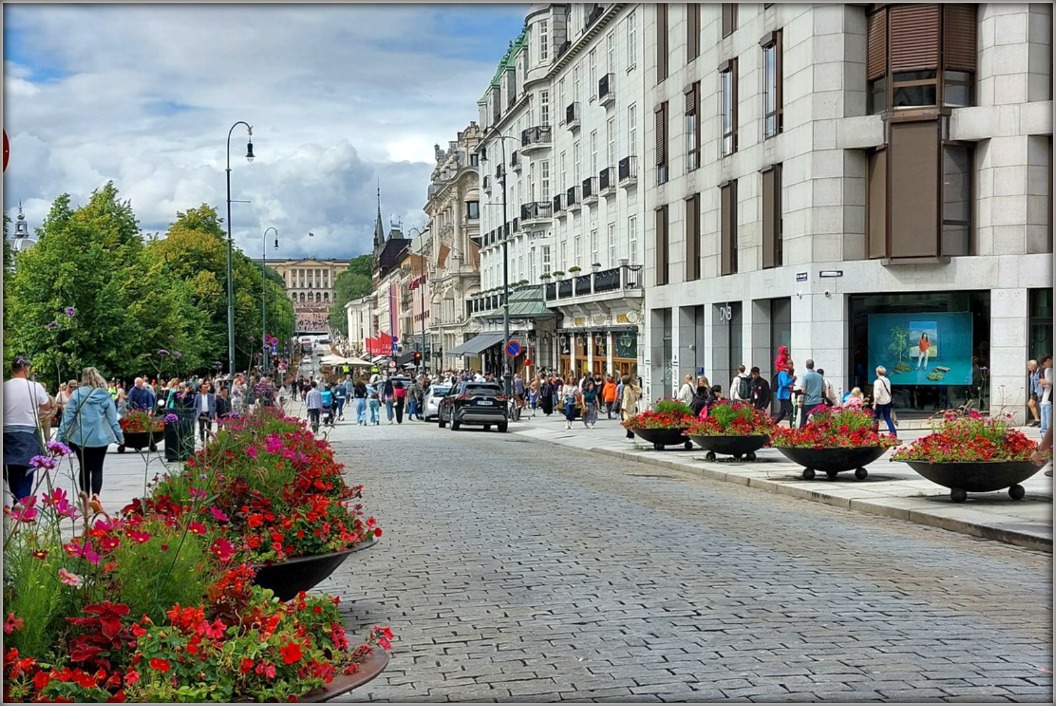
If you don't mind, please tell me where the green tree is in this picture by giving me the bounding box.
[327,255,374,335]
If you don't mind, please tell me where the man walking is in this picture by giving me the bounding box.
[796,360,826,428]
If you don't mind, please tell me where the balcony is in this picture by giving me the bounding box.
[553,193,567,219]
[543,266,644,303]
[510,150,521,173]
[566,184,582,212]
[521,201,553,225]
[599,166,615,196]
[618,156,637,188]
[581,176,598,205]
[520,125,552,154]
[565,102,580,131]
[598,73,615,107]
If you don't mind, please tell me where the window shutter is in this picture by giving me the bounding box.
[867,9,887,80]
[943,4,977,72]
[654,103,667,165]
[890,4,940,72]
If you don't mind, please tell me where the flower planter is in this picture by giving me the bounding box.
[903,460,1041,502]
[630,427,693,451]
[252,538,378,602]
[688,434,768,462]
[775,445,888,481]
[117,429,164,453]
[300,649,390,703]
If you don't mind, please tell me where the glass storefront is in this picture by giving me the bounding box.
[848,291,990,413]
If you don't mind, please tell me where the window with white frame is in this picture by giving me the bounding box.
[539,20,549,61]
[628,215,637,265]
[628,103,637,154]
[589,49,597,99]
[608,222,616,265]
[540,90,550,126]
[627,10,637,70]
[541,160,550,197]
[590,130,598,175]
[607,117,616,168]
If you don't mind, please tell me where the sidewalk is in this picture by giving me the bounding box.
[509,408,1054,552]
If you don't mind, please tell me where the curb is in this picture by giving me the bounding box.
[522,435,1053,553]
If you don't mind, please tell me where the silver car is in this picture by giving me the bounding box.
[424,384,451,421]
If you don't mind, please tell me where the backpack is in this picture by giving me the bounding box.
[737,375,751,401]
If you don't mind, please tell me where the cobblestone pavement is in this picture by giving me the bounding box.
[316,418,1052,703]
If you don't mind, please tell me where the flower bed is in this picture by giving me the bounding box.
[3,407,391,702]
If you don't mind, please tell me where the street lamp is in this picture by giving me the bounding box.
[262,226,278,375]
[482,128,520,397]
[406,226,428,373]
[226,121,254,376]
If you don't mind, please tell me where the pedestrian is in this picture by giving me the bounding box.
[193,381,217,445]
[677,374,695,407]
[871,365,898,438]
[1038,354,1052,438]
[749,367,772,412]
[730,365,752,403]
[581,378,599,428]
[795,360,826,428]
[4,356,53,501]
[620,374,642,439]
[333,380,348,421]
[1027,359,1041,427]
[58,366,124,515]
[772,364,795,427]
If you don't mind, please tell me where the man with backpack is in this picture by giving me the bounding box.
[730,365,752,403]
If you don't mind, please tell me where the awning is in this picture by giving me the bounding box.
[447,332,505,357]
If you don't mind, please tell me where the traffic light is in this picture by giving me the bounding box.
[413,352,422,365]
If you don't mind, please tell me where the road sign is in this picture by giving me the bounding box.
[505,339,522,358]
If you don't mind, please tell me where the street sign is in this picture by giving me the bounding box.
[505,339,522,358]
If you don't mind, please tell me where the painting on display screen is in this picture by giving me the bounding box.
[867,312,973,386]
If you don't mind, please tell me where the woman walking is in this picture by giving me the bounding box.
[620,374,642,439]
[4,356,54,501]
[58,367,123,514]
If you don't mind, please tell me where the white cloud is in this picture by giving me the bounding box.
[3,3,526,259]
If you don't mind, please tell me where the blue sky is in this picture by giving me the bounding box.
[3,3,526,260]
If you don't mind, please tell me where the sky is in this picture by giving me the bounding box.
[3,2,527,261]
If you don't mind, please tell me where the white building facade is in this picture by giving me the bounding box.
[639,3,1052,419]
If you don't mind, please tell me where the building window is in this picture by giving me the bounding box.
[720,180,738,275]
[687,3,701,62]
[466,201,480,220]
[539,19,549,61]
[628,214,638,265]
[761,30,783,139]
[627,10,637,69]
[722,3,737,38]
[762,164,783,268]
[941,143,973,256]
[540,90,550,126]
[867,4,977,114]
[684,82,700,171]
[654,101,668,184]
[685,193,700,281]
[719,59,738,156]
[655,204,669,285]
[657,3,668,83]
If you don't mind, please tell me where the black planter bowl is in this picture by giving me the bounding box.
[775,445,888,481]
[903,460,1042,502]
[118,429,164,453]
[630,426,693,451]
[252,538,378,602]
[301,649,390,703]
[688,434,769,461]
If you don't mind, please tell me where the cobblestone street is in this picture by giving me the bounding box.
[312,418,1054,703]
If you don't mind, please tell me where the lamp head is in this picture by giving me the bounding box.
[246,139,255,163]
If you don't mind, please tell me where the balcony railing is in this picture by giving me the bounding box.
[542,266,644,302]
[521,125,552,152]
[598,73,615,106]
[521,201,553,223]
[582,176,598,203]
[618,156,638,187]
[565,102,581,130]
[599,166,615,194]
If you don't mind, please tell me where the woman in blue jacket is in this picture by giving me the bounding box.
[58,367,124,512]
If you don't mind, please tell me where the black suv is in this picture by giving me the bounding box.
[437,381,509,432]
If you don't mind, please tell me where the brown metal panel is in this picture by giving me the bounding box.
[654,102,667,165]
[890,4,940,72]
[762,167,776,269]
[866,149,887,259]
[942,4,977,72]
[867,8,888,80]
[889,121,940,258]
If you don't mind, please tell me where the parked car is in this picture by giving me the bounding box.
[437,381,509,432]
[424,384,451,421]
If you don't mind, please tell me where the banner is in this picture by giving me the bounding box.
[867,312,973,386]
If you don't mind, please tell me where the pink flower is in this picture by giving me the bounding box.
[57,568,83,587]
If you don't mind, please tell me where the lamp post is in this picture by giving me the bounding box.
[261,227,278,375]
[484,128,520,397]
[226,121,255,376]
[406,226,429,373]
